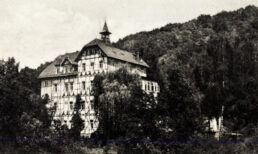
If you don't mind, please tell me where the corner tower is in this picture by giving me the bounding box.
[100,20,111,44]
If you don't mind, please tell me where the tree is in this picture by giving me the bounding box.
[158,69,205,141]
[92,67,158,140]
[0,58,53,142]
[0,58,21,138]
[70,94,84,138]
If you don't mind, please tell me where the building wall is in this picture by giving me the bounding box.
[141,79,160,97]
[40,47,159,136]
[107,58,147,77]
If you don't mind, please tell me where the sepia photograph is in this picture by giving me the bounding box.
[0,0,258,153]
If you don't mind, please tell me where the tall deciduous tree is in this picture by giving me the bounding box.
[158,68,205,141]
[70,95,84,138]
[92,67,157,140]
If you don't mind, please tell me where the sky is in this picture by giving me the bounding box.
[0,0,258,68]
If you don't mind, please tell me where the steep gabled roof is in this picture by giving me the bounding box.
[54,51,79,66]
[60,57,77,66]
[38,39,149,79]
[78,39,149,68]
[38,51,79,79]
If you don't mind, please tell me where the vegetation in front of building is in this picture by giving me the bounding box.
[1,5,258,153]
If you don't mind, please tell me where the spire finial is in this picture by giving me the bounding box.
[100,19,111,44]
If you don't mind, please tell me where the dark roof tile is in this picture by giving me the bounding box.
[81,39,149,67]
[38,39,149,79]
[38,52,79,79]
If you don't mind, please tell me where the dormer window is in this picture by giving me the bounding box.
[57,67,60,73]
[65,66,68,73]
[91,49,95,55]
[74,66,78,72]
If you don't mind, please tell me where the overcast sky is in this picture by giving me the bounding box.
[0,0,257,68]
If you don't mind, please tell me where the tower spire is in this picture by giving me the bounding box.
[100,20,111,44]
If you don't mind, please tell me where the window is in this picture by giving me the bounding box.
[82,63,86,71]
[90,62,94,68]
[91,49,95,55]
[54,84,57,92]
[54,102,57,109]
[151,83,154,91]
[45,81,48,87]
[82,81,86,90]
[65,83,69,91]
[99,60,103,68]
[90,120,94,129]
[57,67,60,73]
[70,102,73,110]
[70,82,73,91]
[90,100,94,109]
[145,84,147,91]
[70,66,73,72]
[81,101,85,110]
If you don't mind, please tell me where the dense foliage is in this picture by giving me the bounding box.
[70,95,85,139]
[1,5,258,153]
[115,5,258,137]
[91,67,203,153]
[92,67,158,141]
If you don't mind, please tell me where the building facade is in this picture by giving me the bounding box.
[38,22,159,136]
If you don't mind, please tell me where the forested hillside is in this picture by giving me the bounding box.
[114,5,258,136]
[115,5,258,80]
[1,5,258,153]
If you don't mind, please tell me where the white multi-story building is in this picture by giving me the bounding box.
[38,22,159,136]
